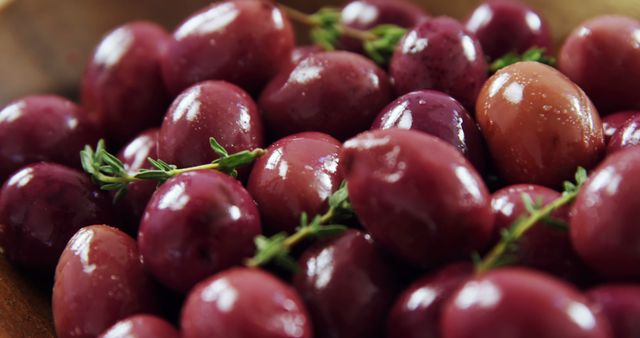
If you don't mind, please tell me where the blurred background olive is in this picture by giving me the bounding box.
[1,0,639,105]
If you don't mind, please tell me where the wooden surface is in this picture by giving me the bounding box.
[1,0,640,336]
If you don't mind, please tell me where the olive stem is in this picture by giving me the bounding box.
[475,167,588,273]
[278,3,377,41]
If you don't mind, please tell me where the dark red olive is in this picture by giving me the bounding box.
[571,147,640,280]
[390,17,487,110]
[464,0,552,60]
[98,315,178,338]
[339,0,429,53]
[81,21,169,148]
[442,268,612,338]
[476,61,605,188]
[181,267,312,338]
[341,129,494,268]
[587,285,640,338]
[603,111,637,144]
[387,263,473,338]
[259,51,392,141]
[138,170,261,292]
[491,184,591,284]
[158,81,264,169]
[248,132,342,234]
[294,229,401,338]
[116,129,159,231]
[559,15,640,114]
[53,225,161,338]
[607,114,640,155]
[289,45,324,68]
[161,0,295,96]
[371,90,487,173]
[0,95,98,183]
[0,163,113,274]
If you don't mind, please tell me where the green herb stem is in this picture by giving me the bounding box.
[475,167,588,273]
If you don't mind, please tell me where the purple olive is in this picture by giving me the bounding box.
[559,15,640,114]
[387,263,473,338]
[81,21,169,148]
[464,0,552,60]
[158,80,264,169]
[491,184,591,284]
[571,147,640,280]
[372,90,487,173]
[138,170,261,292]
[116,129,159,231]
[607,114,640,155]
[0,163,113,274]
[181,267,312,338]
[161,0,295,96]
[294,229,401,338]
[442,268,612,338]
[0,95,98,183]
[98,315,178,338]
[53,225,161,338]
[248,132,342,234]
[390,17,488,110]
[603,111,637,144]
[587,285,640,338]
[259,51,392,141]
[339,0,429,53]
[341,129,494,268]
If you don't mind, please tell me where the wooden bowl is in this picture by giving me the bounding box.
[0,0,639,336]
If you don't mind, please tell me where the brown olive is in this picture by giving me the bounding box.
[476,61,604,188]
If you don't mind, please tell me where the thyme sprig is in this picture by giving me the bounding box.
[80,138,266,203]
[489,47,556,73]
[245,181,354,271]
[279,4,406,65]
[475,167,588,273]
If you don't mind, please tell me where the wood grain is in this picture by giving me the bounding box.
[0,0,639,336]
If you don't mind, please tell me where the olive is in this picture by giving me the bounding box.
[341,128,493,268]
[476,61,605,188]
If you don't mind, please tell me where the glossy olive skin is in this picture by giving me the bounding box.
[339,0,429,52]
[53,225,161,338]
[587,285,640,338]
[98,315,179,338]
[342,129,494,268]
[293,230,400,338]
[0,163,113,274]
[442,268,612,338]
[571,148,640,280]
[116,129,158,230]
[372,90,487,173]
[158,81,264,169]
[387,263,472,338]
[182,268,312,338]
[248,132,342,234]
[603,111,637,144]
[138,170,261,292]
[464,0,552,60]
[390,17,487,110]
[161,0,295,96]
[607,114,640,155]
[559,16,640,114]
[477,61,605,188]
[491,185,590,284]
[0,95,98,183]
[81,22,169,148]
[259,51,392,141]
[289,45,323,68]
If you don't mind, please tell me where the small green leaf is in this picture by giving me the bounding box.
[80,146,96,175]
[563,181,577,193]
[135,170,171,181]
[274,254,299,273]
[309,7,342,50]
[328,181,349,209]
[363,24,407,65]
[299,212,309,228]
[112,186,128,204]
[575,167,588,186]
[215,150,262,174]
[100,151,125,173]
[209,137,229,158]
[314,224,347,238]
[490,47,556,73]
[100,183,124,191]
[521,193,537,214]
[541,216,569,231]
